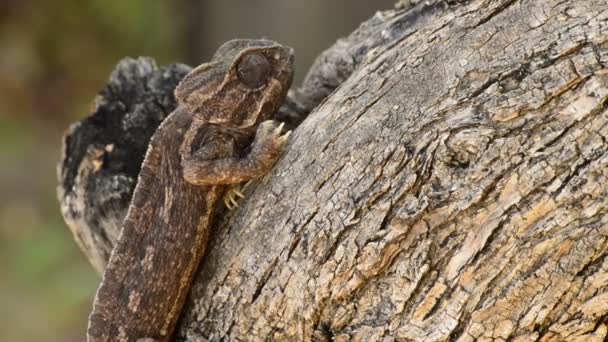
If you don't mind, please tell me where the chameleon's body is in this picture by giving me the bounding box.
[87,39,294,342]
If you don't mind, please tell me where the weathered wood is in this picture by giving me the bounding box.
[57,58,191,273]
[58,0,608,341]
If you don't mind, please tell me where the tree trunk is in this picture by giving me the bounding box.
[58,0,608,341]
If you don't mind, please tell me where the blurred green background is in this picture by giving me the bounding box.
[0,0,393,340]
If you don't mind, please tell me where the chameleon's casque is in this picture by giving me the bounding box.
[175,39,294,128]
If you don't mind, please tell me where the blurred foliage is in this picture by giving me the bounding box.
[0,0,393,340]
[0,0,175,125]
[0,1,175,341]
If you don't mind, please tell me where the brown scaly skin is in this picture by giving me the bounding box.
[87,39,294,342]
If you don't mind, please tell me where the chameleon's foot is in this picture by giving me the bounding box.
[223,186,245,210]
[252,120,291,161]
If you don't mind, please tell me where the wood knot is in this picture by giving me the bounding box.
[440,129,492,169]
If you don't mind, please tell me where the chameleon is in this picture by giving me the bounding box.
[87,39,294,342]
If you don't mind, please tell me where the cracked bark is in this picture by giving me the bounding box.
[57,0,608,341]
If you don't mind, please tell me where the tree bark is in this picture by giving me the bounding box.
[58,0,608,341]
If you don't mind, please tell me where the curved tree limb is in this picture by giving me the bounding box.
[58,0,608,341]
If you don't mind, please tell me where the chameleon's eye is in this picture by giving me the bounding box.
[236,53,271,88]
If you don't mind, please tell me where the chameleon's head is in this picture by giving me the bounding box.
[175,39,294,128]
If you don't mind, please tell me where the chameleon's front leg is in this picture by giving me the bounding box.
[183,120,290,187]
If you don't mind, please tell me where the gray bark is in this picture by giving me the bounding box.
[58,0,608,341]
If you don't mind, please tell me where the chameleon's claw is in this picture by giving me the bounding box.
[241,180,253,191]
[270,122,285,138]
[230,197,239,208]
[223,186,245,210]
[223,196,233,210]
[233,188,245,198]
[279,130,292,143]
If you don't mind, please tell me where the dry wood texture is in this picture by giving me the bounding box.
[58,0,608,341]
